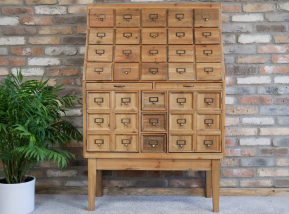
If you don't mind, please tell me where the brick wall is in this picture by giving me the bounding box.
[0,0,288,189]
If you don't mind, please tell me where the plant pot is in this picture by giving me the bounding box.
[0,176,35,214]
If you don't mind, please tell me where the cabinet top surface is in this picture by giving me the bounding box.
[87,4,221,9]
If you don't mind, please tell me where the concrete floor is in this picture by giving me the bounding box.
[31,194,289,214]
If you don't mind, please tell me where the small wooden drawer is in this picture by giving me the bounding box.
[90,9,114,27]
[168,9,193,27]
[169,135,193,152]
[155,83,222,90]
[141,28,167,44]
[169,92,193,110]
[196,135,221,152]
[194,9,219,28]
[89,28,114,45]
[87,92,110,110]
[168,28,193,44]
[141,63,167,81]
[141,8,166,27]
[86,63,112,80]
[168,45,194,62]
[116,8,140,27]
[197,92,221,110]
[169,114,193,131]
[142,134,166,153]
[115,91,138,111]
[142,91,166,111]
[196,63,222,81]
[86,83,152,90]
[88,113,110,131]
[142,113,166,132]
[194,28,220,44]
[141,45,167,62]
[195,45,221,63]
[168,63,195,80]
[115,113,138,131]
[115,45,140,62]
[114,63,139,80]
[115,134,138,152]
[197,114,221,130]
[87,45,113,62]
[115,28,140,44]
[87,134,110,152]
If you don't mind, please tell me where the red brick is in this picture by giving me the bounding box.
[26,0,56,5]
[4,27,36,35]
[225,149,255,157]
[222,169,254,177]
[62,78,82,85]
[272,55,289,63]
[239,96,272,104]
[222,5,241,12]
[11,47,43,55]
[151,171,183,177]
[258,45,289,53]
[226,77,235,85]
[260,148,288,156]
[3,8,33,14]
[116,170,147,177]
[0,58,25,66]
[170,179,202,187]
[225,139,234,147]
[21,17,52,25]
[261,66,289,74]
[74,26,87,34]
[48,68,79,76]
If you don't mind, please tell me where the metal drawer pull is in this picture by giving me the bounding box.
[97,14,106,21]
[175,14,184,20]
[177,98,186,105]
[176,68,186,74]
[94,97,104,105]
[149,68,158,74]
[114,85,125,88]
[177,119,186,126]
[94,67,103,74]
[149,97,158,104]
[123,14,132,21]
[150,32,159,38]
[121,118,131,126]
[176,50,186,56]
[122,68,131,74]
[121,97,131,105]
[94,118,104,125]
[204,67,214,73]
[149,140,158,148]
[176,32,185,38]
[203,50,213,56]
[97,33,106,38]
[177,140,186,148]
[149,50,158,56]
[204,98,214,105]
[183,85,194,87]
[95,50,105,55]
[122,50,132,56]
[121,139,131,147]
[123,33,132,38]
[94,139,104,147]
[204,140,213,147]
[202,14,211,21]
[204,119,214,126]
[149,118,159,126]
[149,14,158,21]
[202,32,212,37]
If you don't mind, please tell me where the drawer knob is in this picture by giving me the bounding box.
[204,98,214,105]
[96,33,106,38]
[176,68,186,74]
[95,50,105,55]
[123,33,132,38]
[204,119,214,126]
[149,118,159,126]
[204,140,213,147]
[94,139,104,147]
[149,14,158,21]
[94,118,104,125]
[150,32,159,38]
[176,50,186,56]
[94,97,104,105]
[123,50,132,56]
[177,140,186,148]
[149,140,158,148]
[177,119,186,126]
[121,97,131,105]
[149,97,158,104]
[203,50,213,56]
[122,68,131,74]
[204,67,214,73]
[202,14,211,21]
[123,14,132,21]
[94,67,103,74]
[149,68,158,74]
[202,32,212,38]
[176,32,185,38]
[183,85,194,87]
[177,98,186,105]
[122,139,131,147]
[175,14,184,21]
[121,118,131,126]
[149,50,158,56]
[97,14,106,21]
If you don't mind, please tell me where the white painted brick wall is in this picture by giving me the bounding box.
[0,37,25,45]
[239,138,271,146]
[232,14,263,22]
[28,58,60,66]
[11,68,45,76]
[35,6,67,15]
[274,76,289,84]
[237,76,271,84]
[238,35,271,44]
[0,17,19,25]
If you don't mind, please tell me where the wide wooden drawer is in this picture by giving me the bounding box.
[141,28,167,44]
[168,8,193,27]
[142,45,167,62]
[87,91,110,110]
[195,45,221,63]
[196,135,221,152]
[141,63,167,81]
[168,45,194,62]
[169,135,193,152]
[141,8,166,27]
[168,63,195,80]
[86,63,112,80]
[197,114,221,130]
[87,45,113,62]
[195,28,220,44]
[115,28,140,44]
[86,83,152,90]
[116,8,140,27]
[142,134,166,153]
[114,63,140,80]
[87,113,111,131]
[90,9,114,27]
[155,83,222,90]
[196,63,222,81]
[168,28,193,44]
[169,92,194,110]
[89,28,114,45]
[142,91,166,111]
[197,92,222,110]
[194,9,219,28]
[169,114,193,131]
[115,113,138,131]
[87,134,110,152]
[115,134,138,152]
[115,45,140,62]
[142,113,166,132]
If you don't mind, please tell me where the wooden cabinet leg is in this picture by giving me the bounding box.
[205,170,212,198]
[96,170,103,197]
[88,159,96,211]
[212,160,220,212]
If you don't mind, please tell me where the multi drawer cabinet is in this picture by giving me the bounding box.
[83,3,225,212]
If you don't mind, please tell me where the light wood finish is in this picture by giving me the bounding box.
[196,63,222,81]
[195,28,220,44]
[196,135,221,152]
[169,92,194,110]
[168,28,193,44]
[197,114,221,130]
[96,170,102,197]
[115,113,138,132]
[168,45,194,62]
[86,83,152,90]
[142,112,166,132]
[169,114,193,131]
[115,91,138,111]
[142,28,167,44]
[87,91,110,110]
[168,63,194,80]
[169,135,193,152]
[194,9,219,28]
[90,9,114,27]
[88,159,96,211]
[87,113,110,131]
[141,8,166,27]
[87,45,113,62]
[114,63,140,80]
[141,63,167,80]
[86,63,112,80]
[142,134,166,153]
[141,91,166,110]
[142,45,167,62]
[206,171,212,198]
[195,45,221,63]
[212,159,220,212]
[155,82,222,90]
[89,28,114,44]
[115,28,140,44]
[116,8,140,27]
[115,45,140,62]
[168,8,193,27]
[115,134,138,152]
[87,134,110,152]
[197,92,221,110]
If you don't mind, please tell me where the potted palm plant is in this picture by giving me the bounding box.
[0,70,83,214]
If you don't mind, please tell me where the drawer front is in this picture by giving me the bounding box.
[87,92,110,110]
[142,91,166,111]
[169,135,193,152]
[155,83,222,90]
[115,134,138,152]
[142,113,166,132]
[195,45,221,63]
[141,28,167,44]
[90,9,114,27]
[88,113,110,131]
[86,83,152,90]
[142,134,166,153]
[87,134,110,152]
[194,9,219,28]
[142,8,166,27]
[196,135,221,152]
[115,113,138,131]
[196,63,222,81]
[116,8,140,27]
[168,63,195,80]
[86,63,112,80]
[141,63,167,81]
[87,45,113,62]
[115,91,138,111]
[170,114,193,131]
[142,45,167,62]
[89,28,114,45]
[197,92,221,110]
[114,63,139,80]
[169,92,193,110]
[197,114,221,130]
[168,9,193,27]
[168,45,194,62]
[115,28,140,44]
[168,28,193,44]
[115,45,140,62]
[195,28,220,44]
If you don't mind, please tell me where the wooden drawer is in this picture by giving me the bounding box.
[197,114,221,130]
[87,45,113,62]
[196,63,222,81]
[115,134,138,152]
[141,8,166,27]
[168,45,194,62]
[169,114,193,131]
[169,135,193,152]
[90,9,114,27]
[115,45,140,62]
[194,9,219,28]
[87,134,110,152]
[141,28,167,44]
[116,8,140,27]
[115,28,140,44]
[155,83,222,90]
[142,113,166,132]
[142,134,166,153]
[115,91,138,111]
[86,63,112,81]
[169,92,193,110]
[87,113,110,131]
[168,63,195,80]
[115,113,138,131]
[141,63,167,81]
[196,135,221,152]
[89,28,114,45]
[86,83,152,90]
[141,45,167,62]
[194,28,220,44]
[168,8,193,27]
[142,91,166,111]
[87,92,110,110]
[168,28,193,44]
[195,45,221,63]
[114,63,140,80]
[197,92,221,110]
